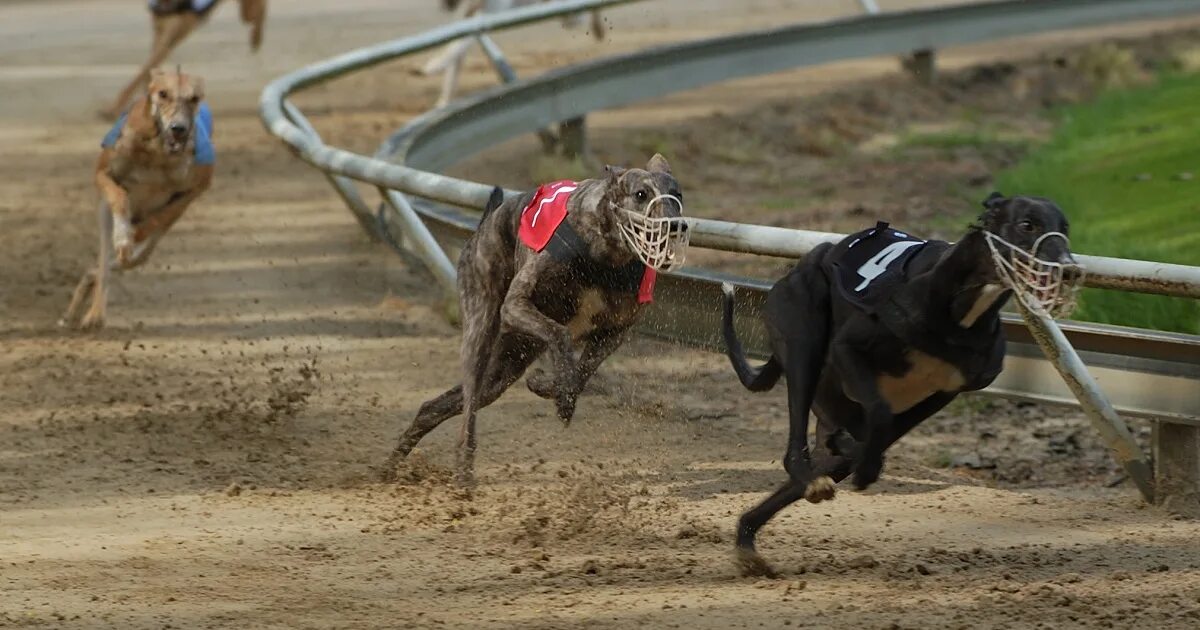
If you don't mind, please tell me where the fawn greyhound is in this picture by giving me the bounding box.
[722,193,1083,576]
[101,0,266,120]
[386,154,688,485]
[61,69,214,331]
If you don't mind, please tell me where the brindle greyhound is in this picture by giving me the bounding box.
[102,0,266,120]
[386,154,688,485]
[60,69,214,331]
[722,193,1083,576]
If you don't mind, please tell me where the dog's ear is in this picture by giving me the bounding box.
[646,153,672,175]
[604,164,627,186]
[481,186,504,221]
[190,76,206,101]
[977,192,1009,228]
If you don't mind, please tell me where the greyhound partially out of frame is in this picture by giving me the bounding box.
[101,0,266,120]
[722,193,1083,576]
[386,154,688,485]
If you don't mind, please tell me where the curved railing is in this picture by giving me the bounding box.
[261,0,1200,504]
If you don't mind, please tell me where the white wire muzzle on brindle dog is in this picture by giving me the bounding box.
[385,154,687,486]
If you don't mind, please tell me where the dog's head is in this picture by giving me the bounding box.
[601,154,689,271]
[975,192,1084,317]
[146,68,205,155]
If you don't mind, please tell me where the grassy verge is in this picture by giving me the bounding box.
[995,73,1200,334]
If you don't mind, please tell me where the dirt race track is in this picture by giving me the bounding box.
[3,1,1200,628]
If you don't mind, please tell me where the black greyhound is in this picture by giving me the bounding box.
[722,193,1083,576]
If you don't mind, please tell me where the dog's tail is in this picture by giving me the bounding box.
[480,186,505,223]
[722,282,783,392]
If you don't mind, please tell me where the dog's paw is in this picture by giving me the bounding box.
[114,243,134,265]
[736,547,778,579]
[852,458,884,491]
[783,450,814,484]
[721,282,735,298]
[79,309,106,331]
[452,467,477,490]
[378,451,405,483]
[525,369,556,400]
[804,476,837,503]
[555,395,578,427]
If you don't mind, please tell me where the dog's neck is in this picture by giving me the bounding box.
[931,229,1011,330]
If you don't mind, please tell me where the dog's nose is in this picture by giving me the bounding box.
[168,122,189,140]
[1062,259,1084,284]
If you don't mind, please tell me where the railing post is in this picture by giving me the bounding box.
[476,32,562,153]
[1016,301,1155,502]
[902,48,937,84]
[1155,421,1200,516]
[558,116,588,160]
[283,101,381,241]
[377,187,458,297]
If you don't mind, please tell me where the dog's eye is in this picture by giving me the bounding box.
[1018,220,1035,232]
[157,90,169,99]
[189,96,200,105]
[635,190,648,202]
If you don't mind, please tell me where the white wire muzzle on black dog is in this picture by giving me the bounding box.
[984,230,1084,318]
[618,193,689,272]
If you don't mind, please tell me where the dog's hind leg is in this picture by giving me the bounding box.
[734,480,806,577]
[433,43,469,109]
[734,424,859,578]
[387,331,542,483]
[59,270,97,329]
[103,14,194,118]
[238,0,267,51]
[765,267,834,500]
[79,202,115,330]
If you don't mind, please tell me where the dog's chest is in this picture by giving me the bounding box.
[566,288,608,340]
[876,350,966,413]
[563,287,637,340]
[113,157,192,215]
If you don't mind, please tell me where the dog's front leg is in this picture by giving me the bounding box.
[94,160,135,264]
[500,269,577,422]
[830,342,893,490]
[129,173,211,267]
[526,327,626,424]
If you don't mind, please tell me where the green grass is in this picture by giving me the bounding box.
[995,73,1200,334]
[899,128,1031,153]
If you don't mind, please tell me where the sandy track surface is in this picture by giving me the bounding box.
[3,1,1200,628]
